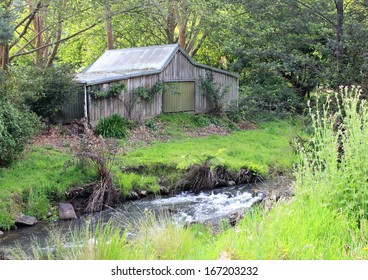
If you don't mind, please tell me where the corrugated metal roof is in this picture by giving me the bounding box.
[75,44,238,85]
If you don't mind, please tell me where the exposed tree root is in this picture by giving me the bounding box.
[213,165,232,187]
[176,162,215,194]
[235,167,263,184]
[77,152,121,213]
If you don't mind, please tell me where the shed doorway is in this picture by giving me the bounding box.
[163,81,195,113]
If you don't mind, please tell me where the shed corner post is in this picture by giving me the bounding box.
[236,78,239,109]
[83,84,89,122]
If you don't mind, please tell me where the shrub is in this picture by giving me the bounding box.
[16,64,78,122]
[237,67,305,121]
[95,114,129,139]
[0,100,42,167]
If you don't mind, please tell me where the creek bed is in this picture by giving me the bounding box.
[0,184,264,256]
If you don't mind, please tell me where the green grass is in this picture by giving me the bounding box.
[0,114,301,233]
[124,120,299,175]
[142,112,238,139]
[12,89,368,260]
[0,146,95,229]
[113,170,160,196]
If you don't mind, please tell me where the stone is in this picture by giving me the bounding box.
[46,211,53,218]
[228,180,236,186]
[15,215,38,226]
[228,211,243,226]
[58,203,77,220]
[159,186,170,195]
[140,190,148,197]
[0,230,3,237]
[130,191,140,200]
[223,192,234,198]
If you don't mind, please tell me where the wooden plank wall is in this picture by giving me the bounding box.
[88,51,238,125]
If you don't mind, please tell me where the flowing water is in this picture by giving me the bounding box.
[0,184,263,255]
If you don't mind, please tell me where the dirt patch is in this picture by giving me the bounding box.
[127,121,171,145]
[185,124,231,138]
[237,121,257,130]
[31,119,105,151]
[31,118,258,151]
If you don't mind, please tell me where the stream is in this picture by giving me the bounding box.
[0,184,264,255]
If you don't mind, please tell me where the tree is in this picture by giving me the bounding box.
[0,1,13,69]
[1,0,101,69]
[113,0,223,56]
[226,0,368,98]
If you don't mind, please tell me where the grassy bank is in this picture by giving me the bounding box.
[123,121,298,175]
[0,147,95,229]
[0,115,301,230]
[10,89,368,260]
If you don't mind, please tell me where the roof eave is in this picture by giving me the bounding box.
[75,44,239,85]
[75,69,163,85]
[176,46,239,79]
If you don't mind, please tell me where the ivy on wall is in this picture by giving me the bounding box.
[90,83,127,99]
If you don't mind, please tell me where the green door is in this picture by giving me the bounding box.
[163,82,195,113]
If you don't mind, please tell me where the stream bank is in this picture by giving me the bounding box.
[0,176,294,259]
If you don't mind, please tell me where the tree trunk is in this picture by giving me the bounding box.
[173,1,188,49]
[105,3,114,50]
[46,0,66,67]
[335,0,344,88]
[166,0,176,44]
[0,45,4,69]
[1,44,9,71]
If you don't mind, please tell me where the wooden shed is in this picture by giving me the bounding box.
[70,44,238,126]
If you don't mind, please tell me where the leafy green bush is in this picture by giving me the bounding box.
[95,114,129,139]
[0,100,42,167]
[237,67,305,121]
[16,64,78,122]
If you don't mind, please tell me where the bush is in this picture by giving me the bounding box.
[237,67,305,121]
[0,100,42,167]
[95,114,129,139]
[16,64,78,122]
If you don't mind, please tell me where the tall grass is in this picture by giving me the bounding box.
[10,89,368,260]
[296,87,368,221]
[214,87,368,260]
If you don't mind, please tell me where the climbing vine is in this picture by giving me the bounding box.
[90,82,127,99]
[131,81,174,103]
[199,72,230,114]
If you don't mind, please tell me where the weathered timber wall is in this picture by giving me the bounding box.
[88,51,238,125]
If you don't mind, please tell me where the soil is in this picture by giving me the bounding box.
[31,118,257,151]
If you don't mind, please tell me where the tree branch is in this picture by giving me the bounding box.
[294,0,335,26]
[10,22,99,60]
[10,1,43,49]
